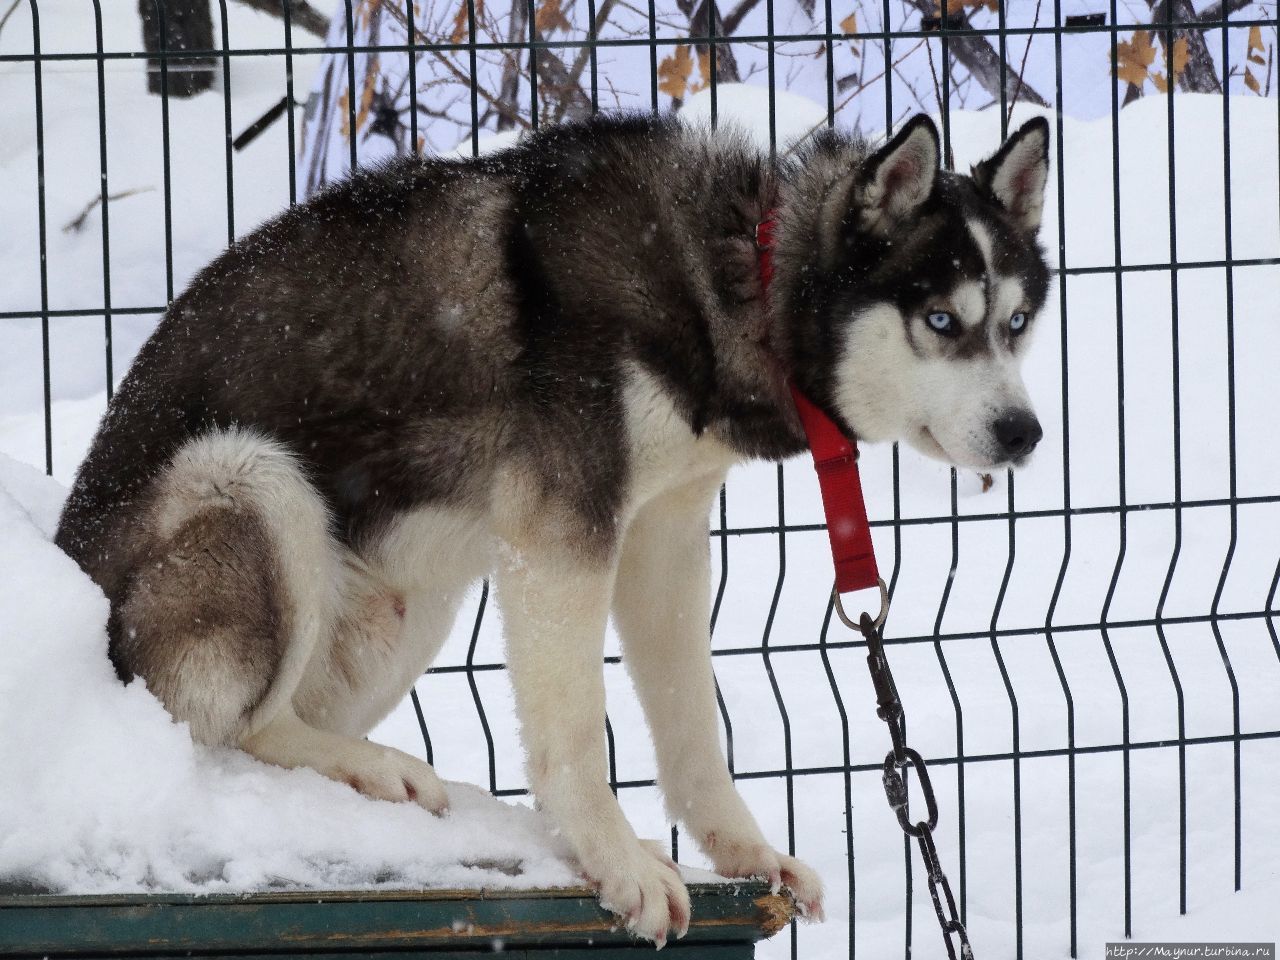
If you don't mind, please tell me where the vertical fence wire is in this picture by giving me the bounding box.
[155,0,176,338]
[90,1,113,401]
[1046,1,1080,950]
[934,9,966,938]
[989,8,1026,959]
[217,2,235,243]
[1212,14,1243,895]
[1158,0,1184,933]
[342,0,357,170]
[283,0,298,204]
[28,0,50,478]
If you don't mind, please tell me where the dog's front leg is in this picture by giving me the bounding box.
[495,530,690,945]
[613,475,824,920]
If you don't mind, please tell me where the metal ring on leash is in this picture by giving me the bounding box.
[832,577,889,632]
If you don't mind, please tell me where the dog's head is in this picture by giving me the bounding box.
[782,114,1051,469]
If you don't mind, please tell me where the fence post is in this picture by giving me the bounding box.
[138,0,216,98]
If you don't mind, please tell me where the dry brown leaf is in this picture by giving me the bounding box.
[979,473,994,493]
[1247,25,1266,65]
[1152,71,1169,93]
[449,1,468,43]
[1114,30,1156,88]
[1244,68,1261,94]
[535,0,572,35]
[658,44,694,100]
[335,60,379,142]
[346,65,378,135]
[839,11,857,34]
[1167,36,1188,78]
[357,0,382,30]
[932,0,995,13]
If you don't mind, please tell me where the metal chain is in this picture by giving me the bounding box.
[841,585,974,960]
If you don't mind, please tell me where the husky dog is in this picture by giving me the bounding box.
[57,111,1050,943]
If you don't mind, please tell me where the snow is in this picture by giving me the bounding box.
[1,3,1279,958]
[0,457,579,895]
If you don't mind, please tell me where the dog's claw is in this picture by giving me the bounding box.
[801,899,826,923]
[588,840,690,946]
[767,870,782,895]
[705,840,824,922]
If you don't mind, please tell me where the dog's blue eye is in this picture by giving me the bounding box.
[1010,312,1027,332]
[927,311,955,334]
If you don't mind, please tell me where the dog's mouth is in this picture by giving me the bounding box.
[917,426,1029,471]
[916,426,952,463]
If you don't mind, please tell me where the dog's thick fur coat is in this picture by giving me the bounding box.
[57,112,1050,942]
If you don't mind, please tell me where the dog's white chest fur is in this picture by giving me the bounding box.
[621,365,738,514]
[298,365,735,737]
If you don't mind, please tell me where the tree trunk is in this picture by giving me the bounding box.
[682,0,741,84]
[230,0,331,40]
[494,0,529,130]
[904,0,1050,108]
[138,0,216,98]
[534,36,594,122]
[1153,0,1222,95]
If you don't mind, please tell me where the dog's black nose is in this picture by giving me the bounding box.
[993,411,1042,459]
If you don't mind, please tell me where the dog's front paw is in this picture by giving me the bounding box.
[704,836,824,922]
[583,839,691,947]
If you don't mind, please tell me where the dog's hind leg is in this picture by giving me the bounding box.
[113,429,333,746]
[114,428,447,812]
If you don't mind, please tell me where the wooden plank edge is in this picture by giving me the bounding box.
[0,882,795,955]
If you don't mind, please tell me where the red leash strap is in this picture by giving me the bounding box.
[788,386,881,595]
[756,215,880,597]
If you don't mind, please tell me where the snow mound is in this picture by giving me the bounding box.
[681,83,830,149]
[0,455,577,895]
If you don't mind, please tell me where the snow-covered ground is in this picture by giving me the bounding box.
[1,4,1278,959]
[0,454,578,893]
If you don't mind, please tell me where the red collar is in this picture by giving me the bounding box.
[757,215,880,596]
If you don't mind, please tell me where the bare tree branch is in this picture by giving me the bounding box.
[1007,0,1044,125]
[721,0,761,36]
[558,0,621,120]
[0,0,22,39]
[62,188,154,234]
[676,0,741,82]
[231,0,331,39]
[495,0,529,129]
[902,0,1050,107]
[380,2,532,129]
[533,32,595,121]
[1197,0,1255,22]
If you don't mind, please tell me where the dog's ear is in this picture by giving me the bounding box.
[857,114,940,233]
[974,116,1050,234]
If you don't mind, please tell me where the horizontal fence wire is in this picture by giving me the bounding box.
[6,1,1280,958]
[6,15,1280,64]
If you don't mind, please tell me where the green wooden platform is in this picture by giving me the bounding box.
[0,882,791,959]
